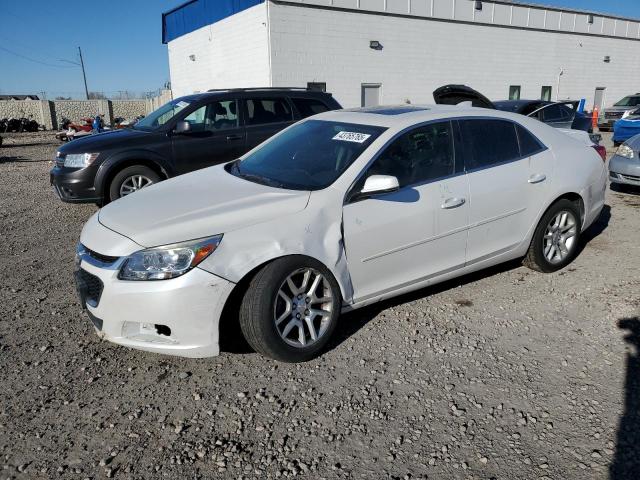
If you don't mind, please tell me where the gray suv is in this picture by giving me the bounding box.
[599,94,640,131]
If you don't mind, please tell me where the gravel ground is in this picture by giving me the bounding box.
[1,131,639,480]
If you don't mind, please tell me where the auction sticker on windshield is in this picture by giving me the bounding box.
[176,101,190,109]
[332,131,372,143]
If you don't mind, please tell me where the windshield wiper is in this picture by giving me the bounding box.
[238,172,287,188]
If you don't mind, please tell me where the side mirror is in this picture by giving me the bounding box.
[174,120,191,134]
[360,175,400,196]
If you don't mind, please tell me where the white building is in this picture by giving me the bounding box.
[163,0,640,110]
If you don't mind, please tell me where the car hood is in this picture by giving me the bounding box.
[98,164,311,247]
[433,84,495,109]
[58,128,153,154]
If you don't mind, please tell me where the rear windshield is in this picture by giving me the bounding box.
[228,120,386,190]
[614,96,640,107]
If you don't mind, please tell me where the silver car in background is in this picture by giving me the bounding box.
[609,134,640,188]
[599,94,640,131]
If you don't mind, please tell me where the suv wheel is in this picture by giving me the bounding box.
[524,199,581,273]
[109,165,160,202]
[239,256,341,362]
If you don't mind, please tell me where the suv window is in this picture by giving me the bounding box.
[366,121,455,188]
[516,124,545,157]
[183,100,239,132]
[459,119,520,170]
[246,98,293,125]
[291,98,331,118]
[614,96,640,107]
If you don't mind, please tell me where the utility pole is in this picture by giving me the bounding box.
[78,47,89,100]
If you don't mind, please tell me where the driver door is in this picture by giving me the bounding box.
[171,99,246,174]
[343,121,470,302]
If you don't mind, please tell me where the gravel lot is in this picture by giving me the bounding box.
[1,131,639,480]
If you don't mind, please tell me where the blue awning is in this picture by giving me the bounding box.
[162,0,264,43]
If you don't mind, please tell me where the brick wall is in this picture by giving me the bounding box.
[0,99,153,130]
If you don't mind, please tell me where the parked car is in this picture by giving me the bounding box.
[50,88,342,204]
[433,85,591,132]
[609,134,640,188]
[612,108,640,146]
[75,105,606,362]
[598,93,640,131]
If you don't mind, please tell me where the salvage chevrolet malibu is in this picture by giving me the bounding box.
[76,105,607,362]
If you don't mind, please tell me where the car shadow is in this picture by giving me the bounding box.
[325,258,523,353]
[610,183,640,196]
[577,204,611,254]
[610,317,640,479]
[0,155,51,164]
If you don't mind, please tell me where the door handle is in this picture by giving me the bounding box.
[528,173,547,184]
[226,134,243,141]
[441,197,466,209]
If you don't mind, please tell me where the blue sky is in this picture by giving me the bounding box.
[0,0,638,99]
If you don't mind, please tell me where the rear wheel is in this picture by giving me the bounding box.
[239,256,341,362]
[524,199,581,273]
[108,165,160,202]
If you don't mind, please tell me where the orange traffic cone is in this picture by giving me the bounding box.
[592,107,599,130]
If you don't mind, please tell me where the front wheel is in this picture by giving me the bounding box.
[108,165,160,202]
[239,256,342,362]
[524,199,581,273]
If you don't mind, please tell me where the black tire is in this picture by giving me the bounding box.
[108,165,161,203]
[523,199,582,273]
[239,256,342,362]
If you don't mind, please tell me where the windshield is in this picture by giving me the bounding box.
[614,96,640,107]
[228,120,386,190]
[134,98,192,130]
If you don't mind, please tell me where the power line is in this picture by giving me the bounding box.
[0,45,76,69]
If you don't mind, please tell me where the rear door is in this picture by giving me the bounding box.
[171,98,245,174]
[459,118,543,264]
[243,97,295,150]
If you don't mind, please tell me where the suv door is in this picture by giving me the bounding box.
[171,98,245,174]
[459,118,550,264]
[343,121,469,302]
[243,97,295,150]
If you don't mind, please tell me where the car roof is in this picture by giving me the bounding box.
[313,104,530,128]
[182,88,333,102]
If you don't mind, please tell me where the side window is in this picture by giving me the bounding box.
[291,98,330,118]
[541,104,563,122]
[182,100,238,132]
[558,104,574,120]
[365,122,455,188]
[246,98,293,125]
[460,119,520,170]
[516,124,545,157]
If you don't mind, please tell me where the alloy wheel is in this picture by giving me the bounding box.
[543,210,578,265]
[119,175,153,197]
[273,268,334,348]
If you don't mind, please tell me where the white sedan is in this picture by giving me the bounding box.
[76,105,607,362]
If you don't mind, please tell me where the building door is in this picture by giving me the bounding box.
[593,87,606,112]
[361,84,381,107]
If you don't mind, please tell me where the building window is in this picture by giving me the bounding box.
[509,86,521,100]
[307,82,326,92]
[541,86,552,101]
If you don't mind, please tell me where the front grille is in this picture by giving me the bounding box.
[605,111,624,119]
[620,173,640,182]
[77,269,104,307]
[86,248,119,265]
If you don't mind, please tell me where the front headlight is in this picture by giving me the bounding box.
[118,235,222,281]
[64,152,99,168]
[616,144,635,159]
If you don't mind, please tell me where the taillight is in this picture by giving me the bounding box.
[592,145,607,162]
